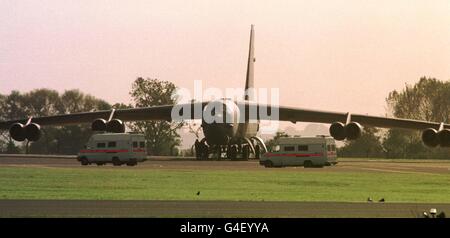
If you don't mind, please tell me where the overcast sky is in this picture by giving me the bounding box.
[1,0,449,120]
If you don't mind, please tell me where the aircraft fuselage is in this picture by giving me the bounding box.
[201,99,258,146]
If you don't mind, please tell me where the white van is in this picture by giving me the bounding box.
[260,136,337,168]
[77,133,147,166]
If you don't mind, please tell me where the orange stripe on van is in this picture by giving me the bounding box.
[265,153,323,157]
[79,149,129,153]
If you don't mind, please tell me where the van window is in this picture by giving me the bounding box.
[298,145,308,151]
[331,144,336,151]
[133,142,138,148]
[284,146,295,152]
[97,143,106,148]
[108,141,116,148]
[139,142,145,148]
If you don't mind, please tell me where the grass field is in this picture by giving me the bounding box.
[1,166,450,203]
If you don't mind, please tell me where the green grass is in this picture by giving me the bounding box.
[1,167,450,203]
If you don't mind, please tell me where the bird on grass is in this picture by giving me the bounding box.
[367,197,373,202]
[196,191,201,196]
[379,198,385,203]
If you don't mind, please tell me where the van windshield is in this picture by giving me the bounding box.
[327,144,336,152]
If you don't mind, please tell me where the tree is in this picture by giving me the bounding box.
[338,127,384,158]
[129,77,182,155]
[0,91,27,153]
[384,77,450,159]
[0,89,111,154]
[44,90,111,155]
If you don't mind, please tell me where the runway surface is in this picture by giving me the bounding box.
[1,199,449,218]
[1,155,450,217]
[1,154,449,175]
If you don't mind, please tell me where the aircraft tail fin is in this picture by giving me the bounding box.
[245,25,255,101]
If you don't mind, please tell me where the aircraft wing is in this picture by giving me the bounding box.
[0,102,207,130]
[239,102,450,130]
[1,101,448,131]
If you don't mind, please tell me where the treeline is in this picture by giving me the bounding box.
[0,89,112,154]
[339,77,450,159]
[0,78,182,155]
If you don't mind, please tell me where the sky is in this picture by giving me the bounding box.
[1,0,450,126]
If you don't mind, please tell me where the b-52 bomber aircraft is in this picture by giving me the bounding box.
[1,25,449,161]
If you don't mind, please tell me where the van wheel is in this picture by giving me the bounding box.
[112,157,122,166]
[126,161,137,166]
[80,157,89,166]
[264,161,274,168]
[304,160,313,168]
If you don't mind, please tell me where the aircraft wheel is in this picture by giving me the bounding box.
[229,145,237,160]
[194,140,201,160]
[242,145,250,161]
[201,146,209,160]
[254,145,261,160]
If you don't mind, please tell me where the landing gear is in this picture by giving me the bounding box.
[242,144,250,160]
[228,145,238,160]
[195,138,210,160]
[254,145,261,160]
[193,136,268,161]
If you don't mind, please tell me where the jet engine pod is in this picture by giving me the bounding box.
[9,122,42,141]
[437,129,450,147]
[345,122,362,140]
[9,123,26,142]
[421,128,439,147]
[329,122,346,141]
[106,119,125,133]
[91,118,107,131]
[25,123,41,141]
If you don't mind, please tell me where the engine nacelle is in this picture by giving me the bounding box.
[329,121,363,141]
[25,123,41,141]
[422,128,450,147]
[106,119,125,133]
[438,129,450,147]
[329,122,346,141]
[91,118,107,131]
[9,122,42,142]
[421,128,439,147]
[9,123,26,142]
[345,122,363,140]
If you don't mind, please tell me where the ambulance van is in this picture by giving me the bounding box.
[77,133,147,166]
